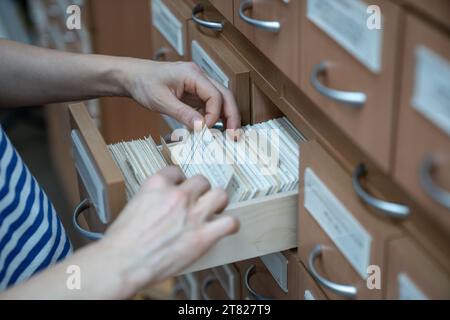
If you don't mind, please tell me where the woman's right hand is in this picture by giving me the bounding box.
[99,166,239,298]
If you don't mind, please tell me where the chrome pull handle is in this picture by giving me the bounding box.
[310,61,367,108]
[192,4,224,31]
[238,0,281,33]
[201,275,225,300]
[353,163,410,219]
[152,47,169,61]
[244,265,274,300]
[308,245,357,299]
[72,199,104,241]
[420,155,450,209]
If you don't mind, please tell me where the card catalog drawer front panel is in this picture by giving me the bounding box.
[298,141,401,299]
[394,14,450,231]
[233,0,301,86]
[386,237,450,300]
[402,0,450,30]
[198,269,230,300]
[297,261,328,300]
[300,0,400,172]
[209,0,234,23]
[188,20,251,124]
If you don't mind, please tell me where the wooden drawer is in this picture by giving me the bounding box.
[188,20,251,124]
[235,251,298,300]
[210,0,234,23]
[386,237,450,299]
[233,0,301,87]
[296,261,328,300]
[394,14,450,232]
[403,0,450,30]
[300,0,401,172]
[151,0,191,60]
[251,82,283,124]
[68,103,298,274]
[298,141,401,299]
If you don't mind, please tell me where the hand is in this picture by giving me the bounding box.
[98,166,239,298]
[123,60,241,130]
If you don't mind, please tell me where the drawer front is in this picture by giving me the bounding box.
[300,0,400,172]
[251,83,283,124]
[386,237,450,300]
[199,265,240,300]
[297,261,328,300]
[210,0,234,23]
[233,0,301,86]
[235,251,298,300]
[298,141,401,299]
[151,0,190,59]
[402,0,450,30]
[198,269,230,300]
[394,14,450,231]
[188,20,251,124]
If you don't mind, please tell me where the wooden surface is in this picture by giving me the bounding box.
[394,14,450,233]
[69,103,126,222]
[189,20,251,124]
[251,82,283,124]
[209,0,234,23]
[296,260,328,300]
[181,190,298,274]
[402,0,450,31]
[233,0,301,87]
[386,237,450,299]
[298,141,403,299]
[300,0,401,173]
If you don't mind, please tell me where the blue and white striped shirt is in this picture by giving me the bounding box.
[0,127,72,291]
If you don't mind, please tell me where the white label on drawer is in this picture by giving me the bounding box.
[398,273,428,300]
[304,167,372,279]
[307,0,383,73]
[304,290,316,300]
[151,0,184,56]
[191,40,229,88]
[261,253,288,293]
[412,46,450,137]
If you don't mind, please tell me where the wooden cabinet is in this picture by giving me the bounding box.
[386,237,450,299]
[300,0,401,172]
[298,141,402,299]
[296,261,328,300]
[394,14,450,232]
[188,20,251,124]
[199,265,241,299]
[209,0,234,23]
[233,0,301,87]
[402,0,450,30]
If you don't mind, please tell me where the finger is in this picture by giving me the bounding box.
[189,188,229,223]
[207,76,241,130]
[184,68,223,128]
[141,166,185,191]
[162,89,205,129]
[178,175,211,204]
[194,216,240,250]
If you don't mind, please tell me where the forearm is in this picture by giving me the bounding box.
[0,241,132,300]
[0,40,131,107]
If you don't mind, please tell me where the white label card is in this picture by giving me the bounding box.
[412,46,450,137]
[151,0,184,56]
[191,40,229,88]
[307,0,383,73]
[398,273,428,300]
[304,168,372,279]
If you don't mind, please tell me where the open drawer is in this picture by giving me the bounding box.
[68,103,298,274]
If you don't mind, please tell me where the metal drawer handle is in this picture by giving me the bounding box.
[420,155,450,209]
[353,163,410,219]
[201,275,226,300]
[308,245,357,299]
[310,61,367,108]
[238,0,281,33]
[72,199,104,241]
[192,4,224,31]
[152,47,169,61]
[244,265,274,300]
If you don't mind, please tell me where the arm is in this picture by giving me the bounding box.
[0,167,239,299]
[0,39,241,129]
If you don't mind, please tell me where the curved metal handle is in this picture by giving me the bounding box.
[420,155,450,209]
[192,4,224,31]
[152,47,169,61]
[353,163,410,219]
[244,265,273,300]
[201,275,223,300]
[310,61,367,108]
[72,199,104,241]
[239,0,281,33]
[308,245,358,299]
